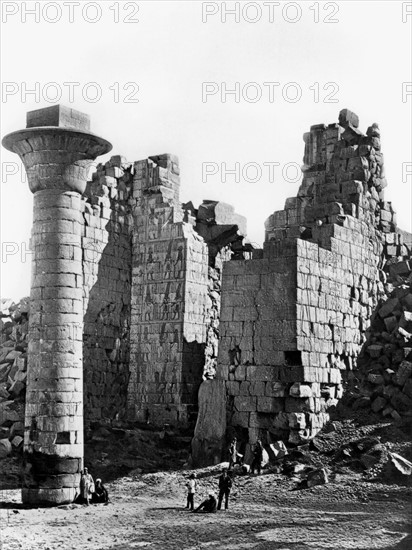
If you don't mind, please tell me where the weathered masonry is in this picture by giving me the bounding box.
[2,105,411,502]
[2,105,247,504]
[191,110,412,465]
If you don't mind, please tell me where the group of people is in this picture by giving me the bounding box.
[78,467,109,505]
[185,438,265,513]
[230,437,265,475]
[78,438,264,511]
[186,468,233,513]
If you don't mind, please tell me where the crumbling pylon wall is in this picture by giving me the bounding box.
[80,155,247,429]
[127,155,210,426]
[192,110,412,464]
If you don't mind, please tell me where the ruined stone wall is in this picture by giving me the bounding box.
[127,155,210,427]
[192,109,412,464]
[46,148,248,431]
[81,156,133,427]
[215,248,298,443]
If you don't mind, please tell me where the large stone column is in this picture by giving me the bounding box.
[2,105,112,505]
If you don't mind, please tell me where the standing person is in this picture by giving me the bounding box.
[185,473,197,511]
[228,437,243,470]
[251,440,263,475]
[228,438,237,470]
[217,468,233,510]
[92,478,109,504]
[80,467,95,506]
[193,493,217,513]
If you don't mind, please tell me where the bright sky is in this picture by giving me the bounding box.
[1,1,411,301]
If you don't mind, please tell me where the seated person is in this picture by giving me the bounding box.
[91,478,109,504]
[193,493,217,513]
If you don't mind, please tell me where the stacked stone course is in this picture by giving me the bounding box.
[2,105,411,501]
[192,109,412,464]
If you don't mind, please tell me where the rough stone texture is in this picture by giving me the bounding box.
[81,157,133,426]
[190,380,227,466]
[126,159,247,426]
[191,110,412,464]
[3,105,411,492]
[127,155,209,426]
[2,107,112,505]
[354,257,412,419]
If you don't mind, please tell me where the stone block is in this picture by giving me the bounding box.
[384,316,398,333]
[288,412,306,429]
[342,124,363,145]
[265,381,286,397]
[339,109,359,128]
[289,382,313,398]
[231,411,249,427]
[269,441,288,460]
[367,345,383,358]
[26,105,91,131]
[0,438,12,458]
[256,397,284,413]
[395,361,412,386]
[234,396,257,412]
[371,395,387,413]
[307,468,329,487]
[11,435,23,447]
[246,366,279,381]
[248,412,273,429]
[378,298,399,319]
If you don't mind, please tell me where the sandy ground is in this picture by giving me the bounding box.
[1,466,411,550]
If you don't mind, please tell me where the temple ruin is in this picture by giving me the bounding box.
[2,105,411,504]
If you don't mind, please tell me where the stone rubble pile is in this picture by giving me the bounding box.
[354,259,412,419]
[0,298,28,457]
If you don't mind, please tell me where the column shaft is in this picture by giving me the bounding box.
[23,189,84,505]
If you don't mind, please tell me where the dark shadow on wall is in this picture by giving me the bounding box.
[82,206,132,429]
[181,339,205,426]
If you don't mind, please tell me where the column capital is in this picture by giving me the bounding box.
[2,105,112,195]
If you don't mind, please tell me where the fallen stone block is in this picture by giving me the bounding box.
[378,298,399,319]
[371,395,387,413]
[292,463,306,474]
[0,401,20,424]
[368,374,384,385]
[403,379,412,398]
[0,387,10,400]
[388,452,412,476]
[398,327,412,341]
[360,453,381,470]
[270,441,288,460]
[10,422,24,437]
[339,109,359,129]
[5,350,22,362]
[0,438,12,458]
[384,316,398,333]
[307,468,329,487]
[197,201,247,237]
[395,361,412,386]
[367,345,383,358]
[11,435,23,448]
[9,380,25,397]
[390,391,412,414]
[353,396,370,410]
